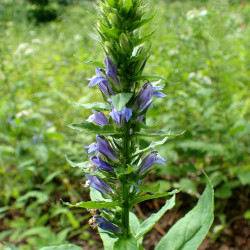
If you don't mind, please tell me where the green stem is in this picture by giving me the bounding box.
[121,124,131,238]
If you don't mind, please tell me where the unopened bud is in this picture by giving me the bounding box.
[109,13,120,27]
[134,56,147,73]
[104,41,117,62]
[119,33,131,54]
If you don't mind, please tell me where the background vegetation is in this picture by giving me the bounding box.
[0,0,249,249]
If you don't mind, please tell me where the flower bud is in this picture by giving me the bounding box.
[104,41,117,62]
[134,56,147,73]
[109,13,120,27]
[119,33,131,54]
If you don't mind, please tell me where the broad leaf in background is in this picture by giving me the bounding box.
[39,244,84,250]
[155,174,214,250]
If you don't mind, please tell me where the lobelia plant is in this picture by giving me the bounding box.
[61,1,214,250]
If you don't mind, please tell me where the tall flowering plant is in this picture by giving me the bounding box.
[65,1,214,249]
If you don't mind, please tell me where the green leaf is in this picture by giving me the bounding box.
[133,130,185,138]
[114,236,139,250]
[121,0,133,15]
[133,182,160,193]
[84,60,104,68]
[111,93,133,111]
[65,156,106,178]
[3,242,21,250]
[105,27,120,39]
[128,12,156,31]
[115,164,136,177]
[68,122,119,136]
[105,0,117,8]
[236,165,250,185]
[131,74,166,83]
[129,45,151,63]
[39,244,84,250]
[134,136,169,155]
[98,229,117,250]
[62,200,119,209]
[71,100,110,111]
[135,194,175,241]
[155,174,214,250]
[130,189,179,208]
[134,27,157,46]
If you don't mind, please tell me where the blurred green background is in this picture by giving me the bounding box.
[0,0,249,249]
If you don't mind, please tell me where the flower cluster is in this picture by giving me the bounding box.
[83,56,166,235]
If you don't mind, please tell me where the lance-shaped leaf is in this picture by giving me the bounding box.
[68,122,120,136]
[135,194,176,241]
[39,244,84,250]
[128,12,156,31]
[134,137,169,155]
[65,156,106,179]
[71,100,111,111]
[84,60,104,68]
[134,27,158,46]
[130,189,179,208]
[111,93,133,111]
[131,74,166,83]
[63,200,119,209]
[105,0,117,8]
[155,174,214,250]
[121,0,133,15]
[133,130,185,138]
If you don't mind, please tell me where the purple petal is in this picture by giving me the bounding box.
[96,135,118,161]
[94,215,121,233]
[85,142,99,154]
[125,108,132,122]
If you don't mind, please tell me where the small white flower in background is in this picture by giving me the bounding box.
[186,8,208,20]
[15,43,29,54]
[188,71,212,85]
[15,43,35,56]
[16,110,29,118]
[74,34,82,41]
[31,38,42,44]
[29,30,35,36]
[24,48,34,56]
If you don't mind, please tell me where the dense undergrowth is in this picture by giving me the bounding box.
[0,0,249,249]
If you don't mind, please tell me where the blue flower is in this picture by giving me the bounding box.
[85,142,99,154]
[9,120,17,128]
[89,215,121,233]
[32,135,38,143]
[110,106,132,128]
[85,174,114,196]
[86,135,119,161]
[133,82,166,112]
[96,135,119,161]
[133,82,153,112]
[152,83,166,98]
[139,150,166,175]
[87,67,116,97]
[87,110,109,126]
[104,56,120,90]
[91,155,114,172]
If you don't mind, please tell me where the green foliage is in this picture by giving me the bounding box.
[155,174,214,250]
[0,0,249,248]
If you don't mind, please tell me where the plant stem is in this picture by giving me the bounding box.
[121,124,131,238]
